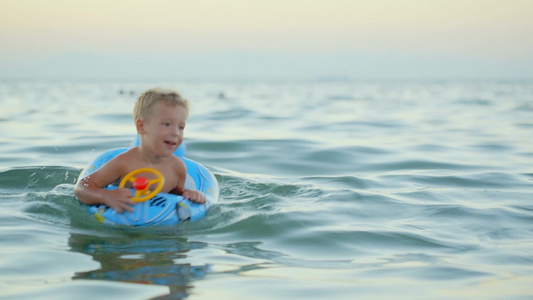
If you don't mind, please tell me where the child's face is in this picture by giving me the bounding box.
[140,102,188,157]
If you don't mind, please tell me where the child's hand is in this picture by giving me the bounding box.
[105,188,135,213]
[182,189,206,204]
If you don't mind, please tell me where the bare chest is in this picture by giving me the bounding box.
[121,162,180,193]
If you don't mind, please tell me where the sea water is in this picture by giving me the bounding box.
[0,80,532,299]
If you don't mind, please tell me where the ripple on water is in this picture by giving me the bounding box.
[1,81,533,299]
[0,166,80,192]
[381,171,531,190]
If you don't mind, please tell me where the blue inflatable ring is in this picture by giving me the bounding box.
[77,143,219,226]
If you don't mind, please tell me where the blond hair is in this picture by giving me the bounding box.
[133,88,189,122]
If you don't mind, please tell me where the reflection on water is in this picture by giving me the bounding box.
[69,232,209,299]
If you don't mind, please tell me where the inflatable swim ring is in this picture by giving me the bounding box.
[77,143,219,226]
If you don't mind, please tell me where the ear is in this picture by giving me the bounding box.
[136,118,145,134]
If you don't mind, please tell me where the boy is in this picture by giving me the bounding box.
[74,88,205,213]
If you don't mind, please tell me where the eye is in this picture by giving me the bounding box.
[162,122,170,126]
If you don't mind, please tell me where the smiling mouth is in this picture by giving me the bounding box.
[164,140,177,147]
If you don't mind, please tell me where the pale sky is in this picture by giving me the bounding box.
[1,0,532,80]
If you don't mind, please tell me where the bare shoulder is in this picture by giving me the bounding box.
[161,156,187,183]
[106,148,138,169]
[169,155,187,173]
[98,148,142,174]
[80,149,136,187]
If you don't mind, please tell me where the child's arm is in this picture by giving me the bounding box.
[183,189,206,204]
[173,159,206,204]
[74,158,135,213]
